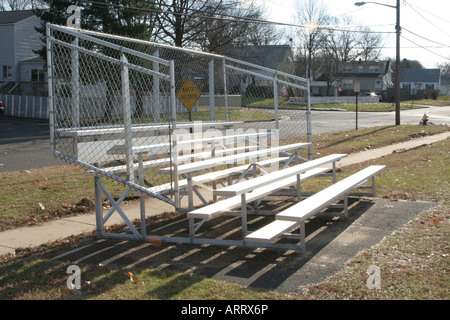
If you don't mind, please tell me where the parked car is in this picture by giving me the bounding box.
[359,92,382,101]
[358,92,375,97]
[0,100,4,114]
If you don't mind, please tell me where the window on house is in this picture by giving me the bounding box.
[31,69,45,82]
[403,84,411,89]
[342,79,353,88]
[342,65,352,72]
[358,66,363,73]
[3,65,12,79]
[369,66,380,73]
[375,80,382,88]
[425,84,434,89]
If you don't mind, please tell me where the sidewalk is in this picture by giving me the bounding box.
[1,131,449,257]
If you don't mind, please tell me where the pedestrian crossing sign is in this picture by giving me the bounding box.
[177,78,201,112]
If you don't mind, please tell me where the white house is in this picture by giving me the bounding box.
[0,10,46,95]
[399,68,441,92]
[335,60,393,95]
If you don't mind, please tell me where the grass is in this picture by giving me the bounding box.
[410,95,450,107]
[302,204,449,300]
[0,125,449,300]
[311,102,424,112]
[0,257,292,300]
[167,106,274,122]
[306,125,450,156]
[0,166,126,231]
[244,95,450,111]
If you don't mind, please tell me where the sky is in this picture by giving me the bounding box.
[258,0,450,68]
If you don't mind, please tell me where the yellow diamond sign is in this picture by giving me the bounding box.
[177,78,201,112]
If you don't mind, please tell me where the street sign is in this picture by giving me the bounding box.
[353,82,360,93]
[177,78,201,112]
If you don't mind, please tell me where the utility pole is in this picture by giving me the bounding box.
[355,1,401,125]
[395,0,401,125]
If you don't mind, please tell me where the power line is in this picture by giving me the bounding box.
[53,0,396,34]
[403,1,450,25]
[402,28,450,48]
[403,0,449,36]
[401,35,450,61]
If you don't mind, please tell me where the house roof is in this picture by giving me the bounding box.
[0,10,35,25]
[20,56,45,63]
[221,45,293,70]
[335,60,391,78]
[399,68,441,83]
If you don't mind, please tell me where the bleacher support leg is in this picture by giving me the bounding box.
[299,221,306,251]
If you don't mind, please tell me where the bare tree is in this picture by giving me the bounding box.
[0,0,44,10]
[293,0,330,79]
[153,0,226,48]
[321,16,360,63]
[357,27,383,61]
[293,0,385,85]
[196,0,282,52]
[152,0,278,51]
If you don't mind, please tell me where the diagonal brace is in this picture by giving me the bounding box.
[95,179,141,238]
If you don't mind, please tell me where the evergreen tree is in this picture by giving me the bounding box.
[33,0,158,59]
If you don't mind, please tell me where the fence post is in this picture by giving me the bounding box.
[31,96,35,118]
[39,96,43,119]
[170,60,180,209]
[223,57,229,122]
[18,95,22,117]
[10,95,14,116]
[46,23,55,153]
[306,78,313,160]
[273,72,279,131]
[24,96,28,117]
[72,37,80,127]
[152,48,161,122]
[209,59,215,121]
[121,53,135,184]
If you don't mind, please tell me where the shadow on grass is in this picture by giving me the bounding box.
[0,255,128,300]
[38,197,376,296]
[2,195,433,298]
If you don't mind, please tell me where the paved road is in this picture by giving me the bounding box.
[1,106,449,172]
[0,117,64,173]
[307,105,450,134]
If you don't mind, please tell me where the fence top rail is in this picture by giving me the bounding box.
[49,37,170,80]
[226,64,308,91]
[48,25,308,88]
[224,56,308,84]
[47,23,171,66]
[61,25,225,60]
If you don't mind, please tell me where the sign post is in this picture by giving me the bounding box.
[354,82,360,130]
[177,78,201,122]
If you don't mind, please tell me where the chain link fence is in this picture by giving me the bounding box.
[47,24,312,207]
